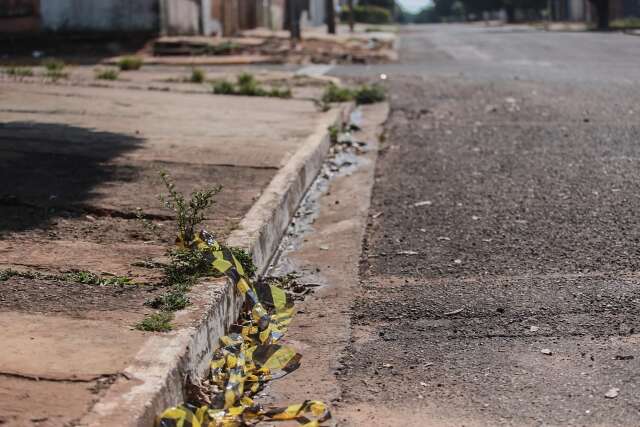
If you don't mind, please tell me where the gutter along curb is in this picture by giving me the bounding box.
[79,102,354,427]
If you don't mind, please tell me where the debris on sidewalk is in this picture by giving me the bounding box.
[145,29,398,66]
[604,388,620,399]
[157,230,331,426]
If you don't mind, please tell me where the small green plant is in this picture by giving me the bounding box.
[190,68,205,83]
[213,79,235,95]
[136,312,174,332]
[42,59,67,80]
[231,247,256,278]
[0,268,132,286]
[5,67,33,77]
[207,41,238,55]
[322,82,355,103]
[213,74,291,99]
[0,269,20,281]
[118,56,143,71]
[268,86,292,99]
[328,124,340,143]
[43,58,65,72]
[159,171,222,243]
[64,271,132,286]
[353,84,385,104]
[321,82,385,105]
[95,68,119,80]
[236,72,267,96]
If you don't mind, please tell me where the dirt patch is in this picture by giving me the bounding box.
[0,375,99,427]
[0,275,160,315]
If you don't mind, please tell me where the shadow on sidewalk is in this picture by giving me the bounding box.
[0,121,144,235]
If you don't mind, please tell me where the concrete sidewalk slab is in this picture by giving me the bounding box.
[0,83,321,168]
[0,79,350,426]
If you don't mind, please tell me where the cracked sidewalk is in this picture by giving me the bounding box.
[0,76,344,426]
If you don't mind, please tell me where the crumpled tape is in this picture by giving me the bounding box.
[158,230,331,427]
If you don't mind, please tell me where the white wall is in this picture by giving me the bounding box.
[160,0,200,35]
[41,0,158,32]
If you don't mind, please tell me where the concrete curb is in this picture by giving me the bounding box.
[79,102,353,427]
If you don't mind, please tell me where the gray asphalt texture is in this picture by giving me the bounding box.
[338,24,640,425]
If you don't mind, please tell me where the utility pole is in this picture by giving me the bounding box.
[347,0,355,32]
[326,0,336,34]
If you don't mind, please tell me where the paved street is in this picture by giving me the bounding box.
[338,25,640,425]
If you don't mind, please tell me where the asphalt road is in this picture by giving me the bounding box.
[338,24,640,426]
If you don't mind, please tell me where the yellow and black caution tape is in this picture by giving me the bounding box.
[157,230,331,427]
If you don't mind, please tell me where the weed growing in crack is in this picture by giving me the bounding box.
[212,73,292,99]
[0,268,133,286]
[5,67,33,77]
[95,68,119,80]
[118,56,143,71]
[230,247,256,279]
[135,172,256,331]
[321,82,385,105]
[136,311,174,332]
[159,171,222,244]
[190,68,206,83]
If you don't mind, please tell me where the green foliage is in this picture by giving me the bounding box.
[268,87,292,99]
[136,312,174,332]
[354,84,386,104]
[341,5,392,24]
[118,56,143,71]
[63,271,133,286]
[0,268,132,286]
[43,58,65,72]
[328,124,340,143]
[0,269,20,281]
[43,59,67,80]
[4,67,33,77]
[213,74,292,99]
[360,0,396,9]
[231,247,256,279]
[322,83,385,105]
[236,72,268,96]
[206,41,238,55]
[190,68,206,83]
[322,82,355,103]
[95,68,119,80]
[213,79,236,94]
[159,171,221,243]
[611,17,640,29]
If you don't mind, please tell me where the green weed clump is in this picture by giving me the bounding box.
[231,247,256,279]
[322,82,354,103]
[42,58,67,80]
[207,41,238,55]
[64,271,132,286]
[190,68,205,83]
[5,67,33,77]
[95,68,119,80]
[159,171,221,244]
[213,79,235,94]
[136,172,256,331]
[354,84,385,104]
[212,73,292,99]
[136,312,174,332]
[118,56,143,71]
[43,58,65,72]
[321,82,385,105]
